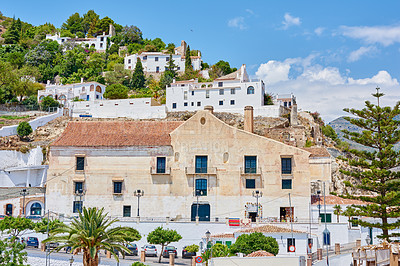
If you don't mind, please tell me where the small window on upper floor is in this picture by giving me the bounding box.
[172,103,177,109]
[100,37,104,42]
[74,182,84,194]
[219,101,223,105]
[192,91,195,96]
[197,102,201,106]
[244,156,257,173]
[113,181,122,194]
[230,100,235,105]
[281,158,292,175]
[184,91,188,100]
[184,102,188,107]
[157,157,166,173]
[231,88,235,94]
[282,179,292,189]
[155,57,159,61]
[218,82,223,87]
[128,59,131,64]
[76,157,85,171]
[191,102,194,106]
[247,86,255,94]
[100,43,103,48]
[219,89,224,95]
[143,56,147,60]
[195,178,207,196]
[166,57,170,61]
[245,179,256,189]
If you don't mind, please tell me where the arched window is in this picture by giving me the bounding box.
[247,86,255,94]
[90,85,95,91]
[5,204,12,216]
[30,203,42,216]
[96,86,102,93]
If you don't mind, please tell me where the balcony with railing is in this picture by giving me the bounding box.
[185,167,217,175]
[150,167,171,175]
[240,167,262,176]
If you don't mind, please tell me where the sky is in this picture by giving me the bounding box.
[2,0,400,122]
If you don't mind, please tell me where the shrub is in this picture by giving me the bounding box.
[103,84,129,99]
[17,121,32,139]
[229,232,279,255]
[322,125,338,140]
[40,96,59,111]
[185,244,199,253]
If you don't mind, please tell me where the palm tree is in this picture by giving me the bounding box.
[44,207,141,266]
[333,204,342,223]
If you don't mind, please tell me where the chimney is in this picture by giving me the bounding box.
[290,104,299,126]
[244,106,254,133]
[181,40,187,56]
[204,106,214,114]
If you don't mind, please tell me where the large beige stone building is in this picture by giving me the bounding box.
[46,106,331,221]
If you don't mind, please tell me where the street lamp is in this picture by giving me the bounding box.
[195,189,204,221]
[20,189,29,217]
[205,230,212,257]
[365,234,371,245]
[134,189,144,217]
[317,180,329,266]
[252,190,263,219]
[69,255,74,266]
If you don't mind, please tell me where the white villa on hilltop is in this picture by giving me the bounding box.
[166,64,291,117]
[46,24,115,52]
[124,40,202,73]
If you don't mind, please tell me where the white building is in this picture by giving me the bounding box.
[37,80,106,106]
[166,64,286,117]
[46,24,115,52]
[124,40,202,73]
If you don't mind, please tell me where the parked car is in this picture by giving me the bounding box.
[182,246,196,258]
[26,237,39,248]
[142,245,157,257]
[125,243,138,256]
[162,246,177,258]
[45,242,59,250]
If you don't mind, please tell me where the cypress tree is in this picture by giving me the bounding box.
[184,45,192,74]
[339,88,400,241]
[131,58,145,90]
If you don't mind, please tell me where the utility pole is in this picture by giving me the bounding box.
[20,189,29,217]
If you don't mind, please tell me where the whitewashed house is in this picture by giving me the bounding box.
[37,80,106,106]
[166,64,286,117]
[124,40,202,73]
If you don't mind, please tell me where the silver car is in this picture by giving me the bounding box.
[142,245,157,257]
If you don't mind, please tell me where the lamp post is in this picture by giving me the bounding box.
[318,180,329,266]
[195,189,204,221]
[252,190,263,219]
[20,189,28,217]
[134,189,144,217]
[365,234,371,245]
[69,255,74,266]
[205,230,211,258]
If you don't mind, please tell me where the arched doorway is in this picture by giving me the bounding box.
[30,202,42,216]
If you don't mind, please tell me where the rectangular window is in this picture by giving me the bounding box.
[284,102,288,107]
[157,157,166,173]
[231,88,235,94]
[155,57,159,61]
[192,91,194,96]
[230,100,235,105]
[191,102,194,106]
[156,66,159,73]
[195,156,208,173]
[320,213,332,223]
[172,103,177,109]
[281,158,292,174]
[244,156,257,173]
[100,43,103,48]
[226,241,232,247]
[177,66,180,70]
[219,101,223,106]
[197,102,201,106]
[74,182,83,194]
[76,157,85,171]
[195,179,207,196]
[143,56,147,60]
[287,238,296,252]
[166,57,170,61]
[100,37,104,41]
[206,90,210,98]
[113,181,122,194]
[184,102,188,106]
[218,82,223,87]
[219,89,224,95]
[245,179,256,189]
[351,217,359,227]
[184,91,188,100]
[282,179,292,189]
[73,201,82,213]
[128,59,131,64]
[123,206,131,217]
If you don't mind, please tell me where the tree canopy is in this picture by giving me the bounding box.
[229,232,279,255]
[147,226,182,263]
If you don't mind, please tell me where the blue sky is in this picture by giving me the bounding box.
[2,0,400,121]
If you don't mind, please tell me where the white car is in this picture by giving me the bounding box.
[142,245,157,257]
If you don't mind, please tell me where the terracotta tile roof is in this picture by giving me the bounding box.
[302,147,331,158]
[311,195,367,205]
[236,224,305,234]
[211,233,234,239]
[52,121,183,147]
[215,70,240,81]
[246,250,275,257]
[174,79,195,84]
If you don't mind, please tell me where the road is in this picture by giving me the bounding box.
[26,247,193,266]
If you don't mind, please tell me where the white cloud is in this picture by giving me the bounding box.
[348,46,377,62]
[314,27,325,36]
[282,13,301,30]
[228,17,247,30]
[245,9,254,15]
[255,57,400,122]
[341,25,400,46]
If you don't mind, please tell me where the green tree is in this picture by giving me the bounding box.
[82,10,99,36]
[40,96,59,111]
[229,232,279,255]
[339,88,400,241]
[17,121,33,140]
[333,204,342,223]
[0,216,35,238]
[44,207,141,266]
[185,244,199,253]
[166,43,175,54]
[209,60,237,79]
[147,226,182,263]
[34,218,64,234]
[185,45,192,74]
[95,16,114,35]
[322,125,338,140]
[0,238,27,265]
[131,58,145,90]
[3,17,21,44]
[103,84,129,99]
[211,243,230,257]
[62,12,83,35]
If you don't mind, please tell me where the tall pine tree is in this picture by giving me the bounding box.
[184,45,193,75]
[339,88,400,241]
[131,58,145,90]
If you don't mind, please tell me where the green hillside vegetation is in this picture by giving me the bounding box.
[0,10,236,104]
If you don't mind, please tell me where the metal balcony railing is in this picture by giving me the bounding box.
[185,167,217,175]
[240,167,262,175]
[150,167,171,175]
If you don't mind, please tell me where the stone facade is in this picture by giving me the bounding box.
[46,108,331,221]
